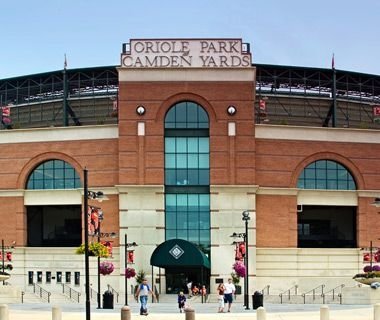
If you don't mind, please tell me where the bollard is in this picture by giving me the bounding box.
[320,305,329,320]
[257,306,267,320]
[121,305,131,320]
[184,306,195,320]
[0,304,9,320]
[52,306,62,320]
[374,303,380,320]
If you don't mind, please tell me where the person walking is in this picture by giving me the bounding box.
[223,278,236,312]
[217,283,225,313]
[135,278,156,315]
[177,291,187,313]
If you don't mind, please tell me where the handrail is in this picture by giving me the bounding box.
[301,284,325,304]
[33,283,51,303]
[90,287,98,301]
[261,285,270,295]
[107,284,120,303]
[321,284,345,304]
[279,285,298,304]
[62,283,81,303]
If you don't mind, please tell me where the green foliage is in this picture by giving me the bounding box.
[135,270,146,284]
[353,271,380,279]
[75,242,109,258]
[231,272,240,284]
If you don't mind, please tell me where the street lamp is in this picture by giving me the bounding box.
[95,207,104,309]
[125,234,137,306]
[241,210,250,310]
[83,168,108,320]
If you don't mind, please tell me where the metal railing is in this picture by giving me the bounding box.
[33,283,51,303]
[90,287,98,301]
[302,284,325,304]
[321,284,345,304]
[261,285,270,295]
[279,285,298,304]
[108,284,120,303]
[62,283,81,303]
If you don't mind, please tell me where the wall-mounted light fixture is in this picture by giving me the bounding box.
[371,197,380,207]
[136,105,146,116]
[227,105,237,116]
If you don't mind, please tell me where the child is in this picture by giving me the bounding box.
[178,291,187,313]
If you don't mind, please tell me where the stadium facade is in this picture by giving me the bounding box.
[1,38,380,299]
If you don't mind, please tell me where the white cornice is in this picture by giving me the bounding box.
[256,124,380,144]
[117,68,255,82]
[0,125,118,144]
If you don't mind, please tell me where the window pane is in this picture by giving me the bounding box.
[199,139,209,152]
[165,138,176,153]
[176,138,187,153]
[165,154,176,168]
[188,138,198,152]
[297,160,356,190]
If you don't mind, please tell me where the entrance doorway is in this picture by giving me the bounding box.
[165,267,210,294]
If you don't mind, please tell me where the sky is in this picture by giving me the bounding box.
[1,0,379,79]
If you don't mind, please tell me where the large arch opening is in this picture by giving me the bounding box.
[26,159,82,247]
[297,159,357,248]
[164,101,211,292]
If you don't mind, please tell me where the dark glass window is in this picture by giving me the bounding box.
[26,160,81,190]
[297,160,356,190]
[164,101,210,255]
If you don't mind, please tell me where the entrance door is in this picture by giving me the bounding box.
[165,267,210,294]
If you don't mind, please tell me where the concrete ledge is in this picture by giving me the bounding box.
[342,286,380,304]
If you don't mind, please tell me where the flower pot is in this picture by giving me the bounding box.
[354,277,380,285]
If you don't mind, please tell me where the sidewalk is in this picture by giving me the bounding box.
[3,301,376,320]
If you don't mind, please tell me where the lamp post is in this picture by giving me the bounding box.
[83,168,90,320]
[242,210,250,310]
[83,168,108,319]
[125,234,137,306]
[96,209,104,309]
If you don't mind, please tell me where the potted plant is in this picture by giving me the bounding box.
[75,242,109,258]
[354,265,380,285]
[231,272,241,295]
[99,261,115,275]
[134,270,146,295]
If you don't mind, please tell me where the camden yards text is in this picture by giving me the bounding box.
[122,39,252,68]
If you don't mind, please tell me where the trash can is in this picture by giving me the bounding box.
[252,291,263,309]
[103,290,114,309]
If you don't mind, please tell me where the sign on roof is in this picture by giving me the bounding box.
[121,39,252,68]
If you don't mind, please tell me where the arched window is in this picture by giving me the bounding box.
[26,160,81,190]
[297,160,356,190]
[164,101,210,255]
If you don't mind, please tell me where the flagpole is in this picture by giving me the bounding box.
[332,53,337,128]
[62,54,69,127]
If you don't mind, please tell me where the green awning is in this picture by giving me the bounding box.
[150,239,210,269]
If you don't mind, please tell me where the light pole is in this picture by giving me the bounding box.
[83,168,90,320]
[125,234,137,306]
[242,210,250,310]
[83,169,108,319]
[96,209,104,309]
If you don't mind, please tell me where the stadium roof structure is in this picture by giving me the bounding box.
[0,64,379,129]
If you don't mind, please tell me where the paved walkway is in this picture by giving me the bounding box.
[2,301,376,320]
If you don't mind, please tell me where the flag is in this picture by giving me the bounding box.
[64,54,67,69]
[331,53,335,69]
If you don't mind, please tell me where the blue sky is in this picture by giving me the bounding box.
[1,0,379,78]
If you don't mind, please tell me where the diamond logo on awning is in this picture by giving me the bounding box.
[169,244,184,259]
